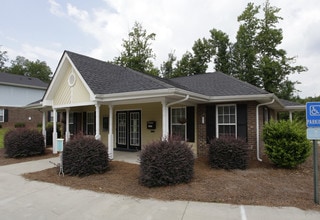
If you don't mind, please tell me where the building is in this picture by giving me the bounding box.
[0,72,48,128]
[35,51,304,160]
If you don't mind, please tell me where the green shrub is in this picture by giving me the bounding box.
[208,137,249,170]
[62,136,109,177]
[263,120,311,168]
[4,128,45,158]
[139,137,194,187]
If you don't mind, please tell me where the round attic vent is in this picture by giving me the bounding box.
[68,72,76,87]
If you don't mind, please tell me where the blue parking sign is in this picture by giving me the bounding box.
[306,102,320,127]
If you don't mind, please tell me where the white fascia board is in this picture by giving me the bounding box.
[283,105,306,111]
[0,82,47,90]
[52,101,96,110]
[94,88,208,103]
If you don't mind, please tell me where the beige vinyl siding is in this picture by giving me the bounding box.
[53,67,91,105]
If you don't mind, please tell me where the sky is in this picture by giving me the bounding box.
[1,0,319,98]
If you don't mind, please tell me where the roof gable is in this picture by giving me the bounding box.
[66,51,176,94]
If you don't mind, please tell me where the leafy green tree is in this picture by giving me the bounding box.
[162,38,211,78]
[164,0,307,100]
[113,22,159,76]
[6,56,52,83]
[173,51,194,77]
[161,51,177,78]
[208,29,232,75]
[0,46,8,70]
[232,3,260,86]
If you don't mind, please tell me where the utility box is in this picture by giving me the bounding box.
[147,121,156,129]
[57,138,64,152]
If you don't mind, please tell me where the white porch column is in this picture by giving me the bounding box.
[162,100,169,139]
[42,111,46,146]
[65,108,70,142]
[289,111,293,122]
[108,105,114,159]
[52,109,58,154]
[95,103,101,140]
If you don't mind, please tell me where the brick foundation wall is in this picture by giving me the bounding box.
[0,106,43,129]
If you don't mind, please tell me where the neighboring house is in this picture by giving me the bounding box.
[35,51,304,160]
[0,72,48,128]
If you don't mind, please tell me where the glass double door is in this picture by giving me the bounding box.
[116,110,141,150]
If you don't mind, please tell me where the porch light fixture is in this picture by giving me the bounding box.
[201,114,205,124]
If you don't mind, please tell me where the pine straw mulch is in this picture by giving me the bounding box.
[1,148,320,211]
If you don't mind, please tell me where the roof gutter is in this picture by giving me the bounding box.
[256,98,275,162]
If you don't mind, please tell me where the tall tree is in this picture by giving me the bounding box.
[232,3,260,86]
[254,0,307,98]
[113,22,159,76]
[208,29,232,75]
[160,51,177,78]
[6,56,52,83]
[0,46,8,70]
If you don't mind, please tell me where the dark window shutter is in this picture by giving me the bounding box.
[206,105,216,143]
[57,112,61,122]
[237,104,247,141]
[168,107,171,136]
[83,112,87,134]
[4,109,8,122]
[186,106,195,142]
[47,111,51,122]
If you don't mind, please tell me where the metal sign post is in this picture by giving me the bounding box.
[306,102,320,204]
[313,140,319,204]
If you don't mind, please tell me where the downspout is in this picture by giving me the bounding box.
[167,95,190,107]
[256,99,275,161]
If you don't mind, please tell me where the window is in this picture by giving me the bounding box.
[0,109,4,122]
[217,105,236,138]
[69,113,74,134]
[87,112,95,135]
[171,107,186,140]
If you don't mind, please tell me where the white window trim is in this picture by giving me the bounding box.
[171,106,187,140]
[216,104,237,138]
[0,109,4,122]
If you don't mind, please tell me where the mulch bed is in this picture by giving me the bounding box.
[20,153,320,211]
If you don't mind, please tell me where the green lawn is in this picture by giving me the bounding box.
[0,128,8,148]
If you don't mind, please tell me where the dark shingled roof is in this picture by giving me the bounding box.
[66,51,177,94]
[170,72,269,96]
[66,51,271,97]
[0,72,48,89]
[279,99,304,107]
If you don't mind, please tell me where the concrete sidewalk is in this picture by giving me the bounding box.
[0,155,320,220]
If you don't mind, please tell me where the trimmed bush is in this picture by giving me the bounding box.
[209,137,249,170]
[263,120,311,168]
[62,136,109,177]
[139,137,194,187]
[4,128,45,158]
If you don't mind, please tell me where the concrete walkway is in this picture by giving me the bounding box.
[0,153,320,220]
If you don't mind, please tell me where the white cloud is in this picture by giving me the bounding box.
[43,0,320,97]
[48,0,65,17]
